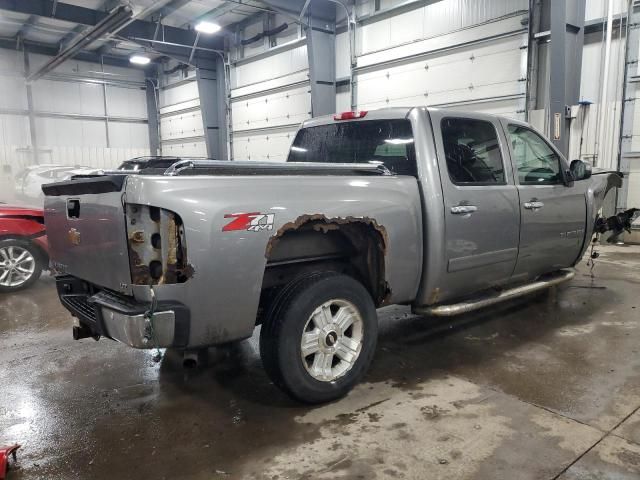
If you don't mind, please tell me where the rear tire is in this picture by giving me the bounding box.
[260,272,378,404]
[0,238,43,293]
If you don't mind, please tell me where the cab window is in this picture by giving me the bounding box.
[507,125,562,185]
[441,117,505,185]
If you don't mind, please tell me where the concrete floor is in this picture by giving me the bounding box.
[1,245,640,480]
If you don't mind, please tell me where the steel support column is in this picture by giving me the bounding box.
[145,71,161,156]
[306,15,336,117]
[196,58,228,160]
[617,0,640,212]
[548,0,585,156]
[22,49,38,164]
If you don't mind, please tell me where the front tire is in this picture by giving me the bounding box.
[260,272,378,404]
[0,238,43,293]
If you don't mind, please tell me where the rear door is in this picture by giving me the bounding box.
[500,120,586,279]
[430,111,520,298]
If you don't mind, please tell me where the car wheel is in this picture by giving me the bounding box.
[260,272,378,404]
[0,238,43,293]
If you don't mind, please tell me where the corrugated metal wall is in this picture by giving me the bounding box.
[0,48,149,174]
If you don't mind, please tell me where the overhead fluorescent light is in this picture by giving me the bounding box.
[129,55,151,65]
[195,21,221,34]
[290,146,307,153]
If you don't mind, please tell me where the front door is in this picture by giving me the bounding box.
[431,111,520,299]
[501,120,586,279]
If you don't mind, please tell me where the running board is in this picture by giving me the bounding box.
[414,269,575,317]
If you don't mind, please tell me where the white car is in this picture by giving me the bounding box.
[15,165,101,203]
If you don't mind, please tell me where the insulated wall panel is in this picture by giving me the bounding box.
[160,110,205,142]
[230,42,310,161]
[158,71,204,157]
[161,141,208,157]
[32,80,85,115]
[106,85,147,119]
[585,0,627,22]
[35,118,107,148]
[232,127,297,162]
[0,115,30,146]
[356,0,527,55]
[443,97,525,120]
[231,85,310,132]
[108,123,150,149]
[232,44,308,89]
[0,75,27,110]
[160,79,199,109]
[355,33,526,114]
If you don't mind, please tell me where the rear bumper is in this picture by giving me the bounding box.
[56,275,190,348]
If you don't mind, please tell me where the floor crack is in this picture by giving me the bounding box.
[549,403,640,480]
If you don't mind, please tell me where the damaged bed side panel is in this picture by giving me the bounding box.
[265,214,391,305]
[124,174,423,347]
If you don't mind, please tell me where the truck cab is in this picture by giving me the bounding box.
[288,107,592,306]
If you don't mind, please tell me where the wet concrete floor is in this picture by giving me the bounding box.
[1,244,640,479]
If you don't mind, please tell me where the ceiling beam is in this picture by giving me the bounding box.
[58,24,87,51]
[96,0,195,56]
[16,15,39,39]
[100,0,121,13]
[0,0,225,51]
[258,0,335,21]
[28,4,134,81]
[0,37,132,68]
[156,0,194,20]
[183,2,243,28]
[96,39,119,56]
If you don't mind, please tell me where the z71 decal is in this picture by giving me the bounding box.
[223,212,275,232]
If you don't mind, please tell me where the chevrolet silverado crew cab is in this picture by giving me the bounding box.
[43,107,637,404]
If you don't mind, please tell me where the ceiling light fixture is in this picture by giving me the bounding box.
[129,55,151,65]
[195,21,221,34]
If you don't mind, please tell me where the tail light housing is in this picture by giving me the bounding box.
[333,111,368,120]
[125,204,192,285]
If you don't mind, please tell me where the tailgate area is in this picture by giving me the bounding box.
[43,175,133,294]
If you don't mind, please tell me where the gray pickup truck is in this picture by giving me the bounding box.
[43,107,637,403]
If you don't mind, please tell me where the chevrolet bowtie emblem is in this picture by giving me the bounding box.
[68,228,81,246]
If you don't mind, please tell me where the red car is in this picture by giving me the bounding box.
[0,204,48,292]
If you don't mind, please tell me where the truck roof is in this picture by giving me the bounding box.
[300,106,515,129]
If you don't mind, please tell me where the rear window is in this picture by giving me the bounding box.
[287,119,417,176]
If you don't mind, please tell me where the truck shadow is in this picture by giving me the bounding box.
[143,275,627,478]
[157,275,617,409]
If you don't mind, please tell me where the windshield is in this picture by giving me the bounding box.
[287,119,417,176]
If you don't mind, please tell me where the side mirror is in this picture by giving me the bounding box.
[570,159,592,181]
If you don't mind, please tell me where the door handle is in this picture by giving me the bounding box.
[451,205,478,215]
[523,201,544,210]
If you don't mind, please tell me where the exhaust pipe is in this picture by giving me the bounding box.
[72,324,96,341]
[182,348,209,368]
[183,350,199,368]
